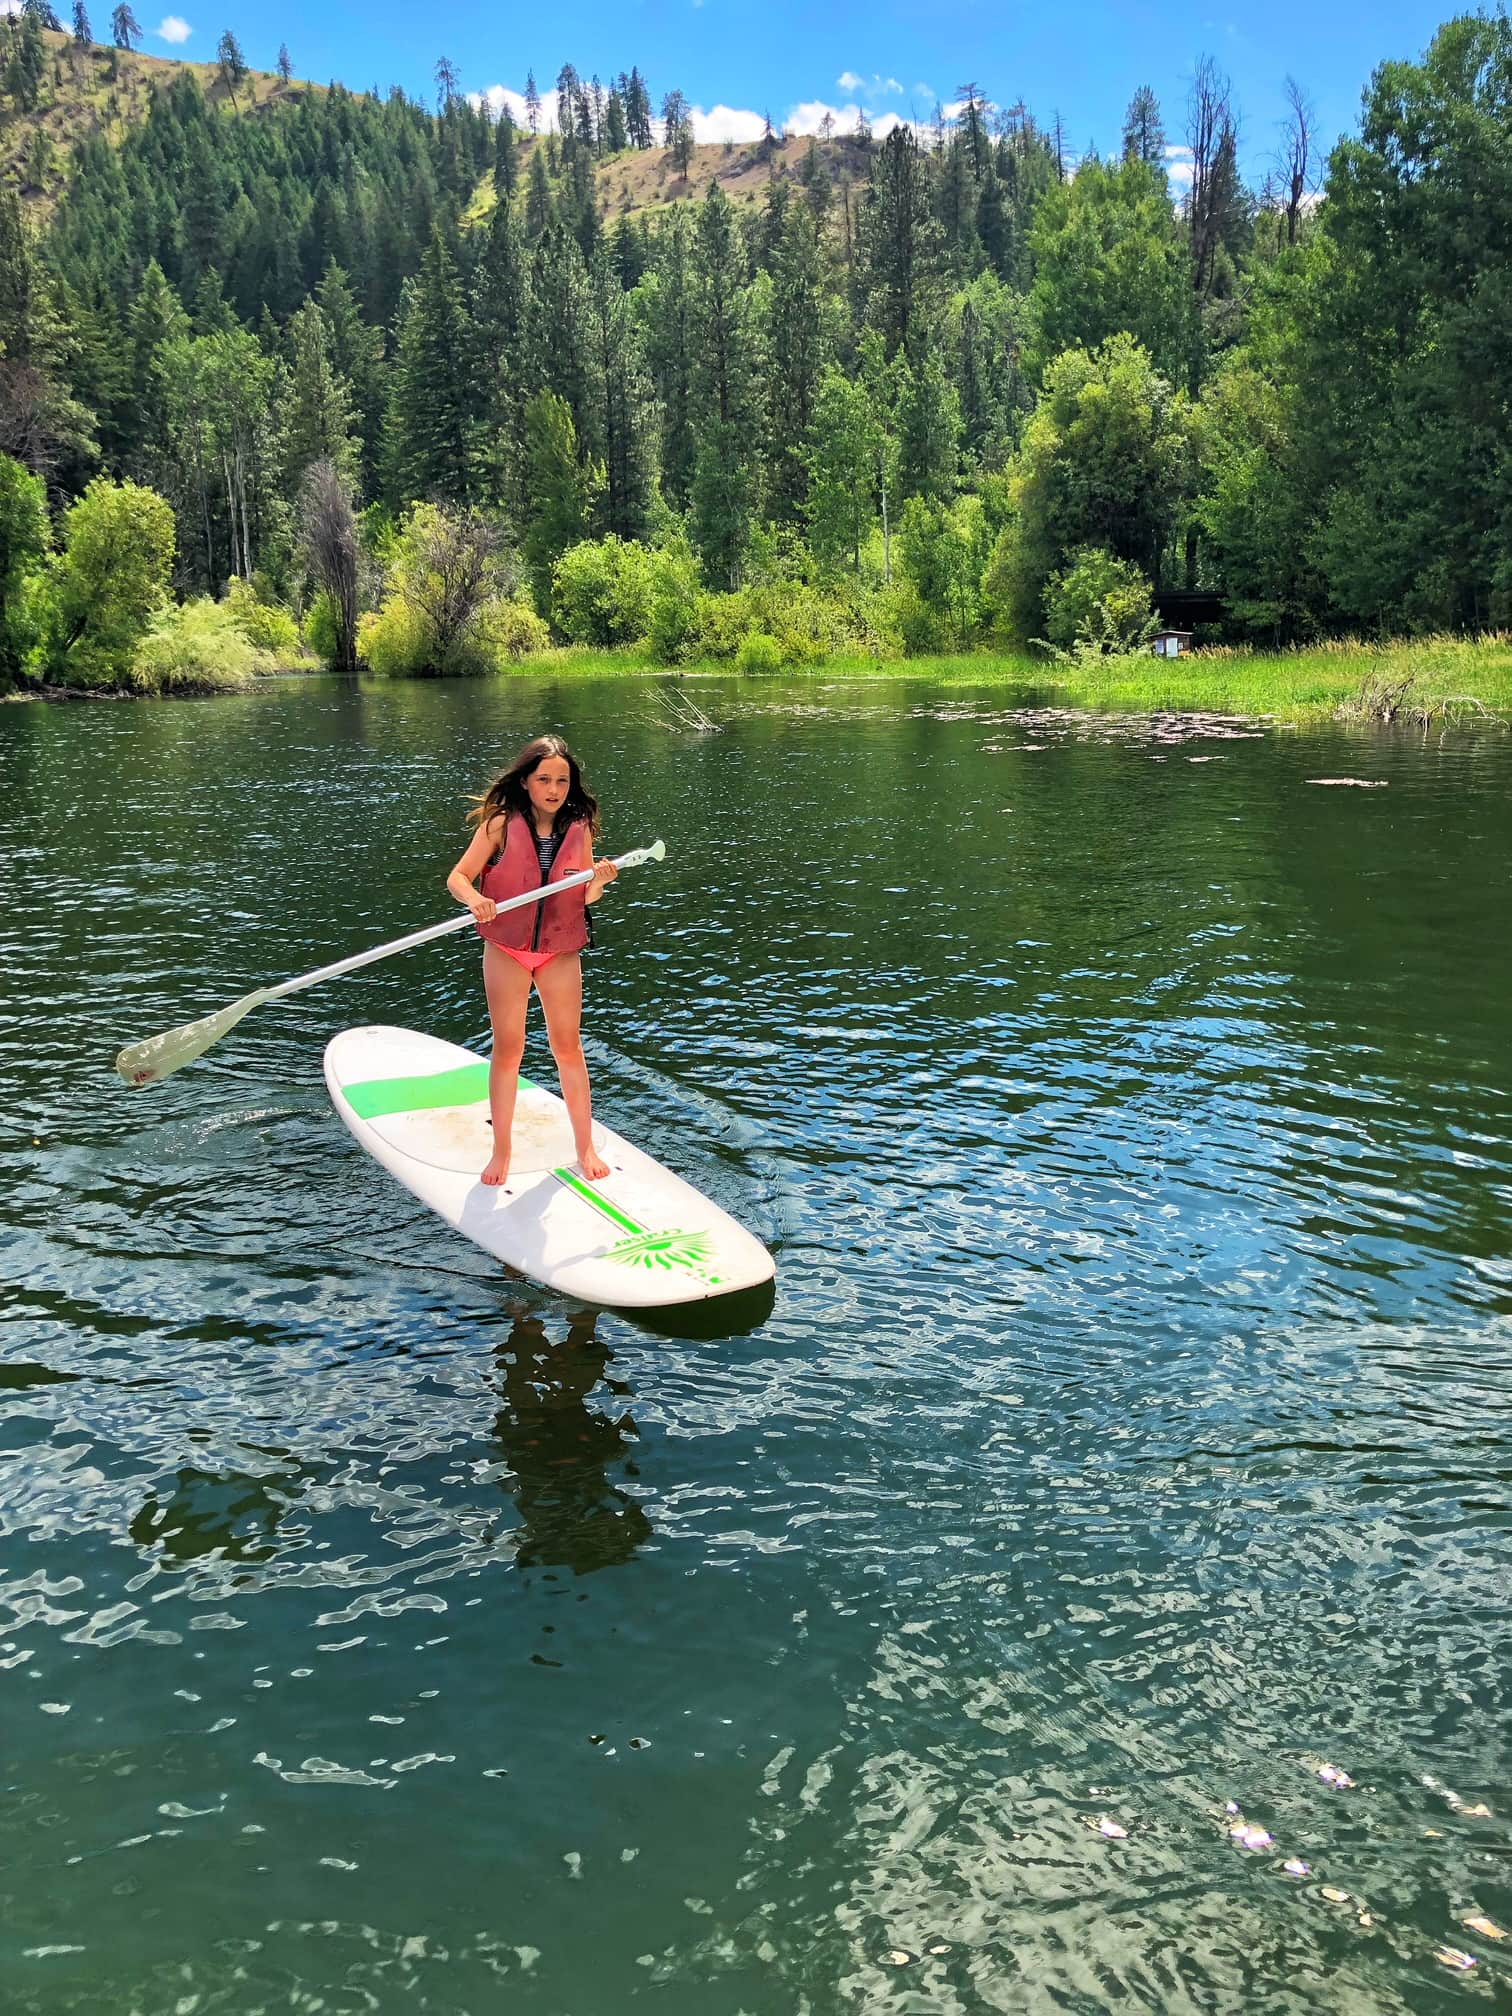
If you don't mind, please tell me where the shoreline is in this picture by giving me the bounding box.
[7,636,1511,724]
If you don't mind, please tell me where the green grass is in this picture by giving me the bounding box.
[531,636,1512,721]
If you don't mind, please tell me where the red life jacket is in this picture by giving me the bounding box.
[477,814,592,955]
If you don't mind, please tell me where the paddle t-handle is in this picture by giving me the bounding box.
[115,839,668,1087]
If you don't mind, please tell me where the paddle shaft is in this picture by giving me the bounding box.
[262,845,656,1004]
[116,840,666,1086]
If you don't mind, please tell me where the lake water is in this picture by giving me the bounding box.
[2,675,1509,2014]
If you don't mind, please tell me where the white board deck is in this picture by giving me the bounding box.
[324,1025,775,1308]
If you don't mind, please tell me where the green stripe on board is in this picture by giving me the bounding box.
[345,1061,536,1121]
[552,1166,646,1236]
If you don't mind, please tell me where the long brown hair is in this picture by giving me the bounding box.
[468,734,600,838]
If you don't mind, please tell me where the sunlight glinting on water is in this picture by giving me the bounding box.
[2,678,1509,2012]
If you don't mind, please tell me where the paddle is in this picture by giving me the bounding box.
[115,839,668,1088]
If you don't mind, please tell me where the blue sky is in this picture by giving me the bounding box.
[129,0,1464,185]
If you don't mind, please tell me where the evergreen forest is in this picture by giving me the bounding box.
[1,11,1510,691]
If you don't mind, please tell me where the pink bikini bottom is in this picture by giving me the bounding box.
[492,945,559,974]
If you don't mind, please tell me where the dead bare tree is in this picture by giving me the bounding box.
[1278,75,1315,246]
[1186,55,1237,298]
[298,459,359,673]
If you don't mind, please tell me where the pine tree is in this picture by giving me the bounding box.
[284,298,361,495]
[6,13,47,107]
[624,67,653,149]
[216,29,247,107]
[584,249,655,538]
[524,70,541,136]
[0,186,45,364]
[493,106,518,200]
[662,90,694,180]
[762,198,826,522]
[317,259,385,496]
[608,212,648,288]
[896,351,961,502]
[690,181,757,584]
[23,127,56,191]
[522,388,599,612]
[109,3,140,49]
[604,88,628,154]
[857,126,938,357]
[524,148,553,243]
[1122,86,1165,166]
[472,200,532,513]
[555,64,580,141]
[385,227,478,505]
[642,204,697,510]
[72,0,91,47]
[277,43,292,84]
[123,259,190,488]
[976,165,1011,278]
[526,223,590,434]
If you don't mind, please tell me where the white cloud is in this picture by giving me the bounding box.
[688,103,767,143]
[472,83,559,131]
[1163,142,1195,186]
[155,15,192,42]
[837,70,903,96]
[469,80,915,152]
[787,99,909,139]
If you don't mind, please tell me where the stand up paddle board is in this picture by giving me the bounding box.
[325,1025,775,1308]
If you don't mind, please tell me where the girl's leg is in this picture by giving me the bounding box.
[533,954,610,1180]
[481,945,534,1186]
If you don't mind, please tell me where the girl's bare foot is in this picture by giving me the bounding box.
[578,1145,610,1180]
[481,1151,511,1186]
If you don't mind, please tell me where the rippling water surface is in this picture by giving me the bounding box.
[2,676,1510,2014]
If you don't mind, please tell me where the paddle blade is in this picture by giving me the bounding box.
[115,990,265,1087]
[647,838,666,862]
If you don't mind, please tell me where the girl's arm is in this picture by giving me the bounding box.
[447,817,505,921]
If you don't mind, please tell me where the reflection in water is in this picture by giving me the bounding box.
[492,1308,651,1574]
[128,1463,292,1564]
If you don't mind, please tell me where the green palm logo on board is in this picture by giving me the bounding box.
[607,1227,716,1274]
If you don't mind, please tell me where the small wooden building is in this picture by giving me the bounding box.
[1151,629,1193,658]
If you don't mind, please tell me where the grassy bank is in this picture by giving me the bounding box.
[540,635,1512,720]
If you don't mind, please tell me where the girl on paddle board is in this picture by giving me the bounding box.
[447,736,618,1187]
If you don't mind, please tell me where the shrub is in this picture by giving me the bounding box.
[885,578,948,655]
[646,540,703,662]
[224,575,301,656]
[0,452,49,690]
[693,588,756,659]
[42,477,176,689]
[305,589,341,665]
[735,631,783,674]
[1042,546,1155,653]
[356,502,519,674]
[479,597,551,661]
[551,536,655,646]
[356,595,430,676]
[130,597,265,694]
[895,495,989,652]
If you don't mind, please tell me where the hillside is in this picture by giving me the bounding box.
[2,27,864,230]
[0,26,302,213]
